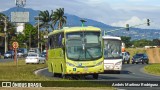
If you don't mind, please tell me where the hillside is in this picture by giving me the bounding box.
[1,7,160,40]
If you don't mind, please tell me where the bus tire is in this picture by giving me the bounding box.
[52,64,57,77]
[93,74,98,79]
[61,65,66,79]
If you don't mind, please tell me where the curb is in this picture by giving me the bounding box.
[34,67,48,75]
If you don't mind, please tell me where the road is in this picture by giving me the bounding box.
[36,64,160,90]
[0,58,14,63]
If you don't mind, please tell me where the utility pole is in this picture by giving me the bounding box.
[34,16,40,49]
[38,16,40,49]
[3,16,8,53]
[29,30,31,49]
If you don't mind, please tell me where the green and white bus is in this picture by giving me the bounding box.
[47,26,104,79]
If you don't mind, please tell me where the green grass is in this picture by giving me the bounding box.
[0,59,54,81]
[126,48,146,59]
[144,64,160,76]
[0,59,114,89]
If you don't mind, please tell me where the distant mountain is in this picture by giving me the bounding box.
[2,7,39,25]
[1,7,160,40]
[2,7,113,28]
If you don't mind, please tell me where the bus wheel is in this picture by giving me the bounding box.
[61,66,66,79]
[51,64,55,77]
[93,74,98,79]
[61,71,66,79]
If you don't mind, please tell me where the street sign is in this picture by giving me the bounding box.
[12,42,19,49]
[11,12,29,23]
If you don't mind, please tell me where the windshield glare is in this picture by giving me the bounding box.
[104,39,122,59]
[66,31,102,61]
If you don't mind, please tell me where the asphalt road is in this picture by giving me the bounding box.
[0,58,14,62]
[36,64,160,90]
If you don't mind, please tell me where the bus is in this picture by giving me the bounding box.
[102,35,122,74]
[47,26,104,79]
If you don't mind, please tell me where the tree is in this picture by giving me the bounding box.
[0,13,16,33]
[17,23,37,48]
[132,39,152,47]
[0,13,16,50]
[0,13,6,32]
[37,10,52,31]
[51,8,67,29]
[152,39,160,46]
[121,36,132,48]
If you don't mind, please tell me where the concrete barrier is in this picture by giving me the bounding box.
[146,48,160,63]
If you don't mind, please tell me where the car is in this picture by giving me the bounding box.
[28,48,40,54]
[0,52,1,58]
[25,53,46,64]
[4,50,14,59]
[122,52,130,64]
[41,52,46,58]
[131,53,149,64]
[17,48,28,58]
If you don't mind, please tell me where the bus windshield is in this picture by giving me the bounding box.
[66,31,102,61]
[104,39,122,59]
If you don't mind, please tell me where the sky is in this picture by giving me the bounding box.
[1,0,160,29]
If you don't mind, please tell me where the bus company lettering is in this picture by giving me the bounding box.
[12,82,42,87]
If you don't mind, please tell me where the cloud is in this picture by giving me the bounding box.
[126,0,145,2]
[76,0,106,5]
[111,16,159,29]
[111,16,143,26]
[1,0,160,29]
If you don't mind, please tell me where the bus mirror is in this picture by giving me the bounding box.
[62,38,65,46]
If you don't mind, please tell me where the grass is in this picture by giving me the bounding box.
[0,59,114,90]
[144,64,160,76]
[0,59,53,81]
[126,48,146,59]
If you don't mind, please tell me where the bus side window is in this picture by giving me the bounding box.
[52,35,55,48]
[49,37,52,49]
[52,35,56,48]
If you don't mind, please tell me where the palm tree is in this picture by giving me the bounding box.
[35,10,52,50]
[51,8,67,30]
[36,10,52,31]
[0,13,15,33]
[0,13,7,33]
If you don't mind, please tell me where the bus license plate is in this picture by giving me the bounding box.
[84,67,88,71]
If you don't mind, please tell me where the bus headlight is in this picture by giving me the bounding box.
[66,62,75,67]
[95,61,103,66]
[115,61,122,66]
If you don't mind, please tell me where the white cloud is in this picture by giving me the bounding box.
[1,0,160,29]
[111,16,142,26]
[126,0,145,2]
[111,16,157,29]
[77,0,106,4]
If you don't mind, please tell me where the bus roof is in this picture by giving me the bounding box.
[48,26,101,36]
[102,35,121,40]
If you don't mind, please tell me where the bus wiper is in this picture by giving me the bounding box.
[77,53,81,60]
[86,48,94,59]
[77,49,84,60]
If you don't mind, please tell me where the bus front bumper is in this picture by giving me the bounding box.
[66,66,104,75]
